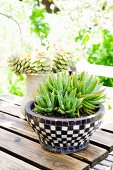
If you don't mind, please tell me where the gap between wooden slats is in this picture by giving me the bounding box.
[91,130,113,152]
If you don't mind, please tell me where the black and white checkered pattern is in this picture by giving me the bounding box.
[26,112,103,154]
[25,101,104,154]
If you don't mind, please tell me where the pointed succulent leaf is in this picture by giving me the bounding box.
[85,75,93,89]
[80,72,86,81]
[57,108,66,114]
[66,108,75,115]
[86,80,98,94]
[34,105,46,113]
[57,92,65,110]
[37,97,47,108]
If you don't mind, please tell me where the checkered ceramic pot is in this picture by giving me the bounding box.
[25,101,104,154]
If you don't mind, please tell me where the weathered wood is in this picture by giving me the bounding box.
[101,124,113,134]
[1,94,113,169]
[93,163,108,170]
[0,112,38,141]
[92,153,113,169]
[0,100,24,118]
[106,155,113,162]
[0,94,22,105]
[0,151,40,170]
[71,144,108,167]
[100,160,113,167]
[0,111,109,168]
[91,130,113,152]
[0,128,89,170]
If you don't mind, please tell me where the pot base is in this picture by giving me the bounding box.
[40,140,89,154]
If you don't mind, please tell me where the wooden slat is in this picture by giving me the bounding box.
[91,130,113,152]
[93,153,113,170]
[0,129,89,170]
[0,101,24,118]
[100,160,113,167]
[101,123,113,134]
[0,95,111,169]
[0,112,38,141]
[106,155,113,162]
[0,151,40,170]
[93,163,108,170]
[0,94,22,105]
[71,144,108,167]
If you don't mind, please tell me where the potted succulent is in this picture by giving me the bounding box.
[52,47,75,73]
[25,71,105,154]
[8,47,75,115]
[8,49,52,113]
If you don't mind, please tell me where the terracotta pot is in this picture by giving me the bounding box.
[21,74,50,115]
[25,101,105,154]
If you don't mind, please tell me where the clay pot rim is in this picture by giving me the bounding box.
[26,73,51,76]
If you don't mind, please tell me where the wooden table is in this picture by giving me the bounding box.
[0,94,113,170]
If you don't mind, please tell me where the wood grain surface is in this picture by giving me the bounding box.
[0,94,22,105]
[1,94,113,170]
[91,130,113,152]
[0,100,24,118]
[71,144,108,167]
[0,128,89,170]
[0,112,38,141]
[0,151,40,170]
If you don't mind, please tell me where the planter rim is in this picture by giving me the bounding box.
[25,100,104,122]
[25,73,51,76]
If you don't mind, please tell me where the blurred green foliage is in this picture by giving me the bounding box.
[88,29,113,87]
[1,0,113,96]
[0,67,26,96]
[7,69,26,97]
[30,7,50,40]
[75,29,90,45]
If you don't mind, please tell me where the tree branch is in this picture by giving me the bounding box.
[0,12,22,36]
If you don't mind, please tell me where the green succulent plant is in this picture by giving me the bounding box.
[31,51,52,73]
[76,72,106,115]
[8,47,75,75]
[8,51,52,75]
[34,71,105,117]
[8,55,34,75]
[53,48,74,73]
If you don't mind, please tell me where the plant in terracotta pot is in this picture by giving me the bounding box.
[25,71,106,154]
[8,49,52,115]
[8,46,76,115]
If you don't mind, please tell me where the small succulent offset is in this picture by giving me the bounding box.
[31,50,52,73]
[8,54,35,75]
[34,71,105,117]
[53,48,74,73]
[8,50,52,75]
[8,46,75,75]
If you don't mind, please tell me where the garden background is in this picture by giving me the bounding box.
[1,0,113,96]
